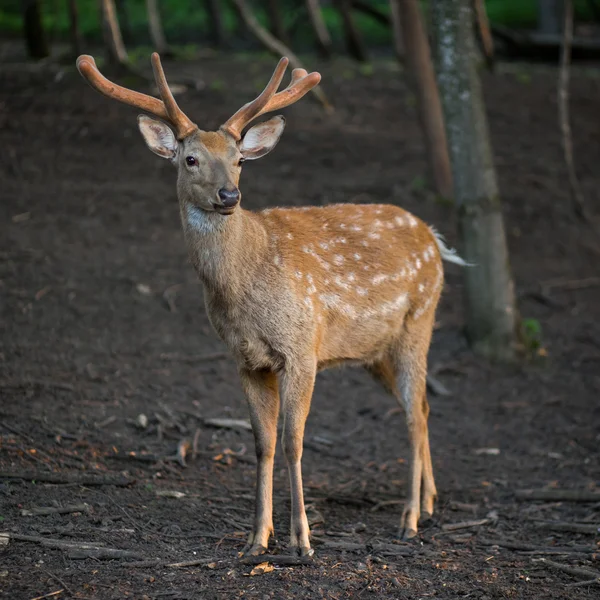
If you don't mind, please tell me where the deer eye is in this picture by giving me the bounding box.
[238,158,245,167]
[186,156,197,167]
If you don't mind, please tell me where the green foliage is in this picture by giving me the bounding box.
[2,1,596,48]
[521,317,546,356]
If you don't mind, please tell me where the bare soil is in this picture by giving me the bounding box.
[1,50,599,599]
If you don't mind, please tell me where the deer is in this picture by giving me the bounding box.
[76,53,467,558]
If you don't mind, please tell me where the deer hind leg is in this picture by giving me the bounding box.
[280,358,317,557]
[239,368,280,557]
[395,311,437,539]
[369,350,437,531]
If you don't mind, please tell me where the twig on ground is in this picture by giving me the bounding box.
[95,415,117,429]
[516,489,600,502]
[479,537,596,554]
[21,503,90,517]
[0,471,133,487]
[566,578,600,587]
[0,532,140,559]
[370,499,403,512]
[42,570,73,596]
[0,379,74,392]
[203,418,252,432]
[29,590,64,600]
[239,554,314,566]
[441,518,491,531]
[314,539,414,556]
[533,558,600,580]
[531,521,599,535]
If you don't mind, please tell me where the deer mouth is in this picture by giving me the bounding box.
[214,205,236,216]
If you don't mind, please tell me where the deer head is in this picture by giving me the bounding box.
[76,54,321,216]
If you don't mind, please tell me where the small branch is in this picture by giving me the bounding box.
[239,554,314,566]
[203,418,252,432]
[533,558,600,580]
[21,503,90,517]
[516,489,600,502]
[315,539,414,555]
[441,518,491,531]
[473,0,494,68]
[230,0,333,112]
[30,591,64,600]
[0,471,133,487]
[531,521,599,535]
[478,537,596,554]
[558,0,587,220]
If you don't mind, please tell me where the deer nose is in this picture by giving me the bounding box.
[217,187,240,208]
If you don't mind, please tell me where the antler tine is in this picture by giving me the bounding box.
[255,70,321,116]
[77,55,170,122]
[221,57,290,140]
[150,53,197,140]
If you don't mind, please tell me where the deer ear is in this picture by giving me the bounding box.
[240,115,285,160]
[138,115,177,160]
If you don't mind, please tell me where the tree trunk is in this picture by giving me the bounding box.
[22,0,50,59]
[305,0,332,58]
[115,0,131,44]
[431,0,518,361]
[146,0,170,55]
[101,0,129,65]
[266,0,289,44]
[559,0,586,219]
[67,0,84,56]
[334,0,368,62]
[473,0,494,68]
[537,0,563,34]
[396,0,452,200]
[203,0,226,48]
[231,0,333,112]
[388,0,404,60]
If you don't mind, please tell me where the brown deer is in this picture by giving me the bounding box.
[76,53,466,557]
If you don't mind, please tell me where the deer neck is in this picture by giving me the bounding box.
[179,200,268,299]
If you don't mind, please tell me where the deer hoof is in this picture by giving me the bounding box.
[401,528,418,540]
[241,544,268,557]
[289,545,314,558]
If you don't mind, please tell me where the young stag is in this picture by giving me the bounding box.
[76,53,466,557]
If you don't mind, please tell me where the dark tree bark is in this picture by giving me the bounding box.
[431,0,518,361]
[203,0,226,48]
[395,0,453,200]
[334,0,368,62]
[388,0,404,60]
[114,0,132,44]
[305,0,332,58]
[559,0,587,219]
[537,0,563,34]
[146,0,170,55]
[22,0,50,59]
[473,0,494,68]
[100,0,129,66]
[67,0,84,56]
[266,0,289,44]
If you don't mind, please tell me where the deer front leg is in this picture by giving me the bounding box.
[239,368,280,557]
[280,360,316,557]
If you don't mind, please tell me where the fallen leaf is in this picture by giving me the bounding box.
[249,562,274,576]
[156,490,186,499]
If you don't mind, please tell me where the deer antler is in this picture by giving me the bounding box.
[221,57,321,140]
[76,53,197,140]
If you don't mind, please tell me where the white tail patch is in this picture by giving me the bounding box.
[430,227,472,267]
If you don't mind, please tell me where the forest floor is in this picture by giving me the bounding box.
[1,47,599,599]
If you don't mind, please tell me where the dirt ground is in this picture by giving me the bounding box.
[1,47,599,599]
